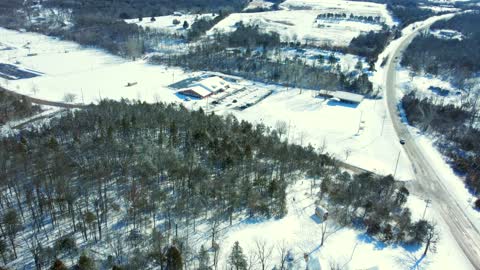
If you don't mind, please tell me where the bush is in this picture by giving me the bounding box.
[475,198,480,210]
[50,259,68,270]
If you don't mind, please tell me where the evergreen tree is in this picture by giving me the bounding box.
[198,245,210,270]
[228,241,248,270]
[77,254,96,270]
[50,259,68,270]
[166,246,183,270]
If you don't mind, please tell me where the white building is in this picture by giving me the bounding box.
[178,76,231,99]
[191,76,230,94]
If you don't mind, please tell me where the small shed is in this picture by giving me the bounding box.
[315,206,329,222]
[332,91,364,104]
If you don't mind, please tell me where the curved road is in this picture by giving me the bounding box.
[383,14,480,268]
[0,86,86,109]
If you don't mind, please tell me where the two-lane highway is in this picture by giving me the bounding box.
[383,14,480,269]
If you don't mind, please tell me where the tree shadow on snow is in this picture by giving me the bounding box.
[310,214,323,224]
[357,233,387,250]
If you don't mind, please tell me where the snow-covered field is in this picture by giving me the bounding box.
[209,0,395,47]
[0,21,475,269]
[0,28,193,104]
[125,13,217,34]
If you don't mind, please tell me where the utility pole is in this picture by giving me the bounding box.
[380,113,386,136]
[422,199,431,219]
[393,149,401,178]
[357,110,363,135]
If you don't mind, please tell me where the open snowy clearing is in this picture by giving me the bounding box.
[219,88,415,181]
[210,0,395,47]
[280,0,394,26]
[125,13,217,34]
[0,28,194,105]
[210,10,383,47]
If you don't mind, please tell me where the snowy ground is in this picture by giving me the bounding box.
[211,178,470,270]
[396,67,464,104]
[209,0,395,47]
[125,13,217,34]
[0,22,475,269]
[0,28,194,104]
[222,88,414,180]
[244,0,275,11]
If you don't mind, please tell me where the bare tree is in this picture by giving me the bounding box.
[276,240,289,270]
[320,218,343,247]
[275,121,288,141]
[255,239,273,270]
[422,222,440,257]
[63,93,77,103]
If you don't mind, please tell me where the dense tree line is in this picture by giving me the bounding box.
[402,12,480,86]
[0,90,41,125]
[153,46,373,95]
[402,92,480,195]
[44,0,248,19]
[347,29,395,63]
[350,0,435,26]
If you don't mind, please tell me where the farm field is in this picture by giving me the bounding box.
[209,0,395,46]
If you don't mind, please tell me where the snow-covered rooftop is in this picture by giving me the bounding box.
[192,76,230,92]
[333,91,364,103]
